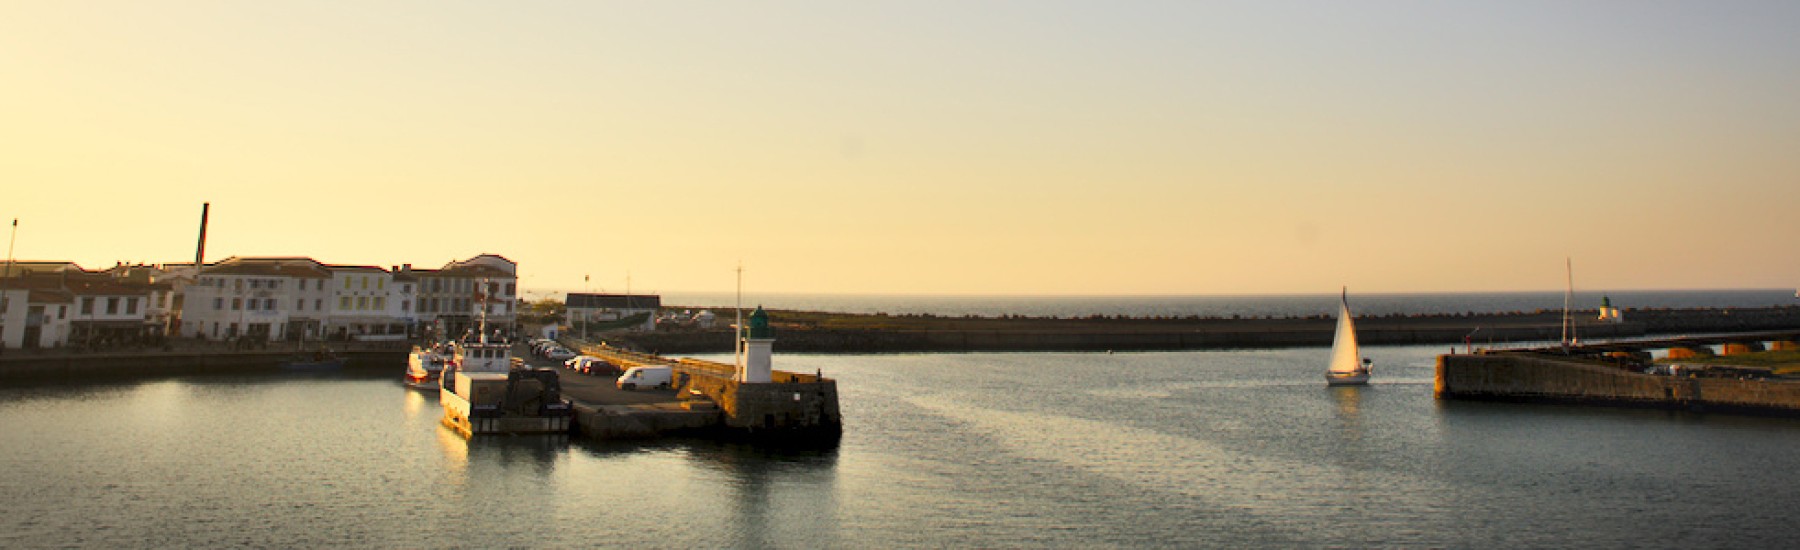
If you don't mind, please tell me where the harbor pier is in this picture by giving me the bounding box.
[1435,331,1800,416]
[556,342,841,442]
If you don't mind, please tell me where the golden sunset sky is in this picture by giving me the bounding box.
[3,2,1797,295]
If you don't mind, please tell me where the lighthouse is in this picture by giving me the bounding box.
[739,305,774,383]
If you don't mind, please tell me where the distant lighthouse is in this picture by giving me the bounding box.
[739,306,774,383]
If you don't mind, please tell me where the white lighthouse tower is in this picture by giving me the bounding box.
[738,305,774,383]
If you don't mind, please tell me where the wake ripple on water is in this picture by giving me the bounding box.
[906,393,1459,545]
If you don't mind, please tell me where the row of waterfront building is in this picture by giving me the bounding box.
[0,254,521,350]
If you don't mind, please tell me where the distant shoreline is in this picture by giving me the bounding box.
[612,306,1800,354]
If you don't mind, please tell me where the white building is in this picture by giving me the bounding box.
[181,257,331,342]
[2,263,152,349]
[0,288,74,350]
[0,288,26,348]
[566,293,661,333]
[325,265,409,340]
[415,254,517,340]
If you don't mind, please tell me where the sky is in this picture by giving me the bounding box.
[3,1,1797,296]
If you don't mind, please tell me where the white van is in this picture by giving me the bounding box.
[615,366,672,390]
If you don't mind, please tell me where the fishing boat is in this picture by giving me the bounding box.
[405,342,452,386]
[1325,288,1372,386]
[438,294,572,437]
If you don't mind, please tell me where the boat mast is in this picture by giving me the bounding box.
[734,262,744,372]
[1561,257,1576,348]
[477,277,489,345]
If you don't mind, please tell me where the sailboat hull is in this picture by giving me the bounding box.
[1325,370,1370,386]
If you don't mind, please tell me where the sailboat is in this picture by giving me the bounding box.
[1325,287,1372,386]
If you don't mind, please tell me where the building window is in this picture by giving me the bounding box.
[506,283,516,296]
[296,299,305,311]
[339,296,351,310]
[344,278,352,289]
[361,277,369,290]
[315,299,323,311]
[235,279,243,291]
[403,284,412,293]
[373,297,385,310]
[215,297,224,310]
[232,298,241,310]
[357,296,368,310]
[266,298,277,310]
[58,305,66,319]
[126,298,139,315]
[378,279,385,290]
[106,297,120,315]
[247,299,258,311]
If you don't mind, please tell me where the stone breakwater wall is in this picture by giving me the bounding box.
[670,361,842,440]
[0,348,407,380]
[620,307,1800,354]
[1435,352,1800,415]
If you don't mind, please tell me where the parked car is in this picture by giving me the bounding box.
[570,356,618,375]
[545,348,576,361]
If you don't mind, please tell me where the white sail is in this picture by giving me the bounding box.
[1327,293,1362,375]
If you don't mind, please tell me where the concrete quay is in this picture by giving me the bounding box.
[542,342,841,443]
[0,341,407,380]
[1436,332,1800,417]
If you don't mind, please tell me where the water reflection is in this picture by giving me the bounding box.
[707,442,839,549]
[572,438,842,548]
[402,387,430,421]
[1330,385,1363,421]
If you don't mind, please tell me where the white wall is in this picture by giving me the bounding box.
[0,289,24,349]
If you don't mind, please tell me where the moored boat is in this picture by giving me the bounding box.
[284,348,345,370]
[438,309,571,437]
[405,342,452,385]
[1326,288,1372,386]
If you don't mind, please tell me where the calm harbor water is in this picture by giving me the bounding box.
[5,345,1800,547]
